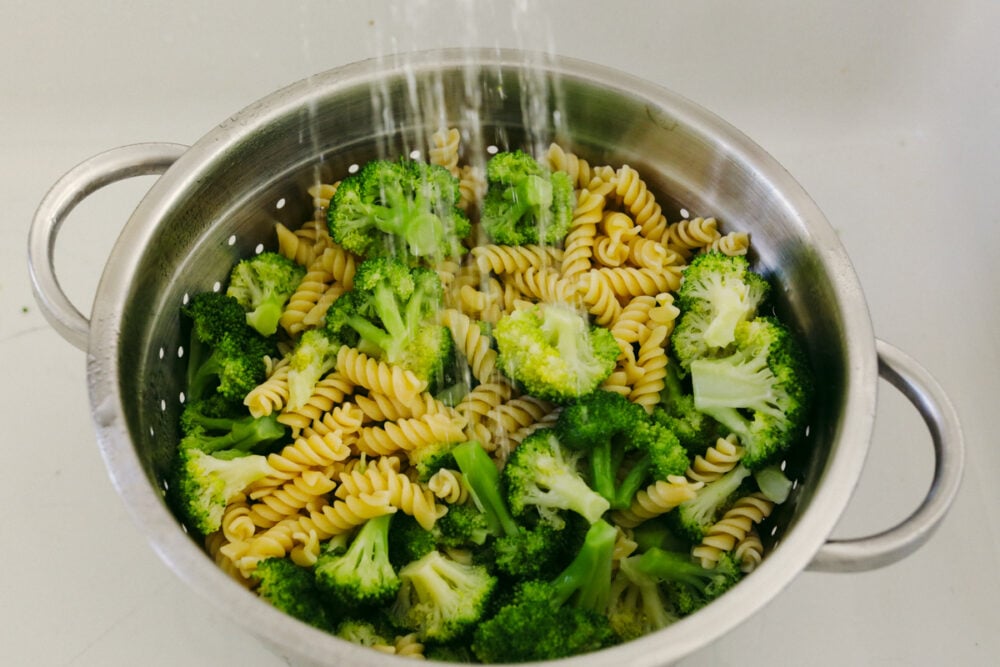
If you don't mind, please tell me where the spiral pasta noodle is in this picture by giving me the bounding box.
[427,468,469,505]
[335,457,447,530]
[441,308,499,383]
[244,361,291,418]
[705,230,750,257]
[615,164,668,241]
[470,244,562,276]
[691,492,774,568]
[429,127,461,177]
[734,528,765,573]
[685,435,744,484]
[627,324,669,413]
[263,429,353,483]
[612,475,704,528]
[276,372,355,435]
[544,142,595,189]
[355,412,468,457]
[561,187,604,278]
[664,217,721,256]
[336,346,427,405]
[595,266,682,299]
[246,468,338,529]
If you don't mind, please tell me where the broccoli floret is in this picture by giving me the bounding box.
[672,463,752,542]
[652,358,718,452]
[689,317,812,469]
[671,251,770,368]
[479,149,575,246]
[285,327,343,411]
[333,618,395,650]
[470,520,619,662]
[182,291,274,402]
[608,555,678,641]
[556,390,688,510]
[408,440,459,482]
[326,257,454,390]
[502,429,611,528]
[225,251,306,337]
[390,549,496,643]
[435,502,491,549]
[171,447,272,536]
[495,303,619,404]
[178,399,286,454]
[451,440,569,580]
[250,557,332,631]
[327,157,470,260]
[314,514,401,608]
[387,513,438,570]
[631,548,743,615]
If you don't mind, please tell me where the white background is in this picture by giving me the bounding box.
[3,2,997,665]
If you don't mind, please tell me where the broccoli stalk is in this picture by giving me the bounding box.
[451,440,569,580]
[328,157,470,260]
[171,447,273,536]
[556,390,690,510]
[689,317,812,469]
[326,257,454,389]
[630,547,743,615]
[250,557,333,631]
[502,429,611,528]
[314,514,401,608]
[470,520,620,662]
[226,251,306,336]
[179,399,286,454]
[495,303,619,404]
[390,549,496,643]
[480,149,575,245]
[608,555,678,641]
[651,358,718,452]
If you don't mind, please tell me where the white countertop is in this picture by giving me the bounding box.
[3,2,996,665]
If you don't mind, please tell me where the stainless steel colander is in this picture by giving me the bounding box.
[27,49,963,666]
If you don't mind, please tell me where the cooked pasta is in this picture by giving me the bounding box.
[612,475,704,528]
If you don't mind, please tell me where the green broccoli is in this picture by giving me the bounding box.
[671,251,770,368]
[225,251,306,337]
[753,463,795,503]
[672,463,752,542]
[479,149,575,246]
[470,520,620,663]
[250,557,332,631]
[502,429,611,527]
[389,549,496,643]
[630,547,743,615]
[495,303,619,404]
[451,440,570,580]
[689,317,812,469]
[651,358,718,452]
[607,555,678,641]
[556,390,689,510]
[387,513,438,570]
[333,618,395,649]
[178,399,286,455]
[182,291,274,402]
[285,327,343,412]
[325,257,454,390]
[327,157,470,260]
[408,440,460,482]
[171,447,273,536]
[434,502,491,549]
[314,514,401,608]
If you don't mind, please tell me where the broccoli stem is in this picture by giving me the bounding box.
[452,440,520,538]
[550,519,618,613]
[612,456,653,510]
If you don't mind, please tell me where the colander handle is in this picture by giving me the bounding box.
[27,142,189,352]
[808,338,964,572]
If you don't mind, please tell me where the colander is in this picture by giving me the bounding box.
[27,49,963,666]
